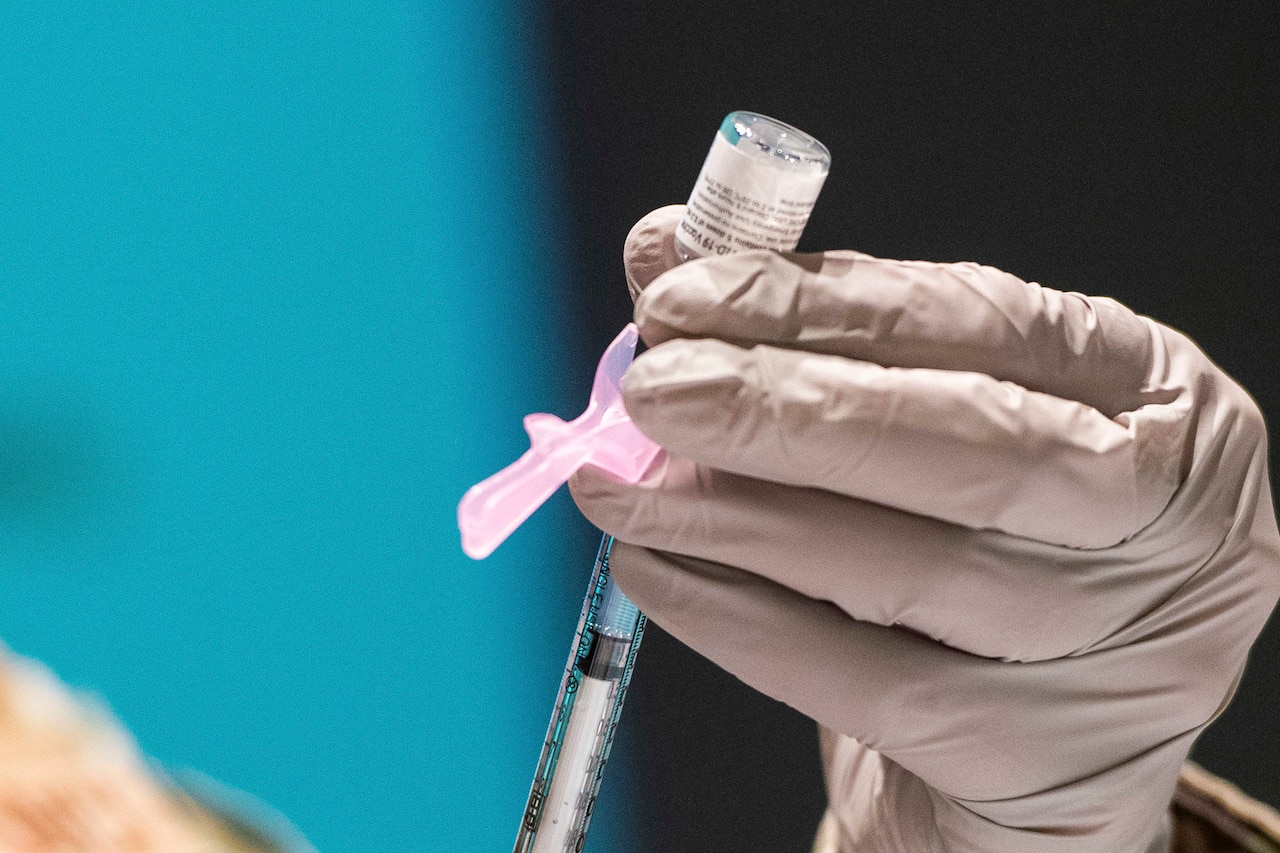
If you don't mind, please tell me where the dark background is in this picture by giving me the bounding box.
[544,4,1280,851]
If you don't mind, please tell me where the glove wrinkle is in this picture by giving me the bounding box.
[937,733,1187,853]
[821,729,1180,853]
[820,730,944,853]
[633,240,1153,419]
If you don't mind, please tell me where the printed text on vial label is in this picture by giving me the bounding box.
[681,176,816,255]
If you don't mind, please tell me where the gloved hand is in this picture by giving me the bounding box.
[569,205,1280,853]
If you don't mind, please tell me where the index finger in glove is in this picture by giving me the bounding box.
[623,339,1190,548]
[625,212,1154,418]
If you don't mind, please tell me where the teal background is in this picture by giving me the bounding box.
[0,2,620,850]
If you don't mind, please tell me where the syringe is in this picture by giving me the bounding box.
[512,536,642,853]
[459,111,829,853]
[457,322,658,852]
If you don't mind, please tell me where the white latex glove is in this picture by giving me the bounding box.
[569,205,1280,853]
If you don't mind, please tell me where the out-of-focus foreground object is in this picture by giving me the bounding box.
[0,647,304,852]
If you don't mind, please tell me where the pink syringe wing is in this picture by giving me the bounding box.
[457,323,662,559]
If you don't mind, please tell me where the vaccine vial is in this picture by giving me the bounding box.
[675,111,831,261]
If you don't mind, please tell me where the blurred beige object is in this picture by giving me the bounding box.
[0,648,284,852]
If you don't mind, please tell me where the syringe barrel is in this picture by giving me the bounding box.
[591,570,641,640]
[514,536,644,853]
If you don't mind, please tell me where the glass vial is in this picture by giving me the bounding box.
[675,111,831,261]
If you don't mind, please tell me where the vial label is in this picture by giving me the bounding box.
[676,132,828,259]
